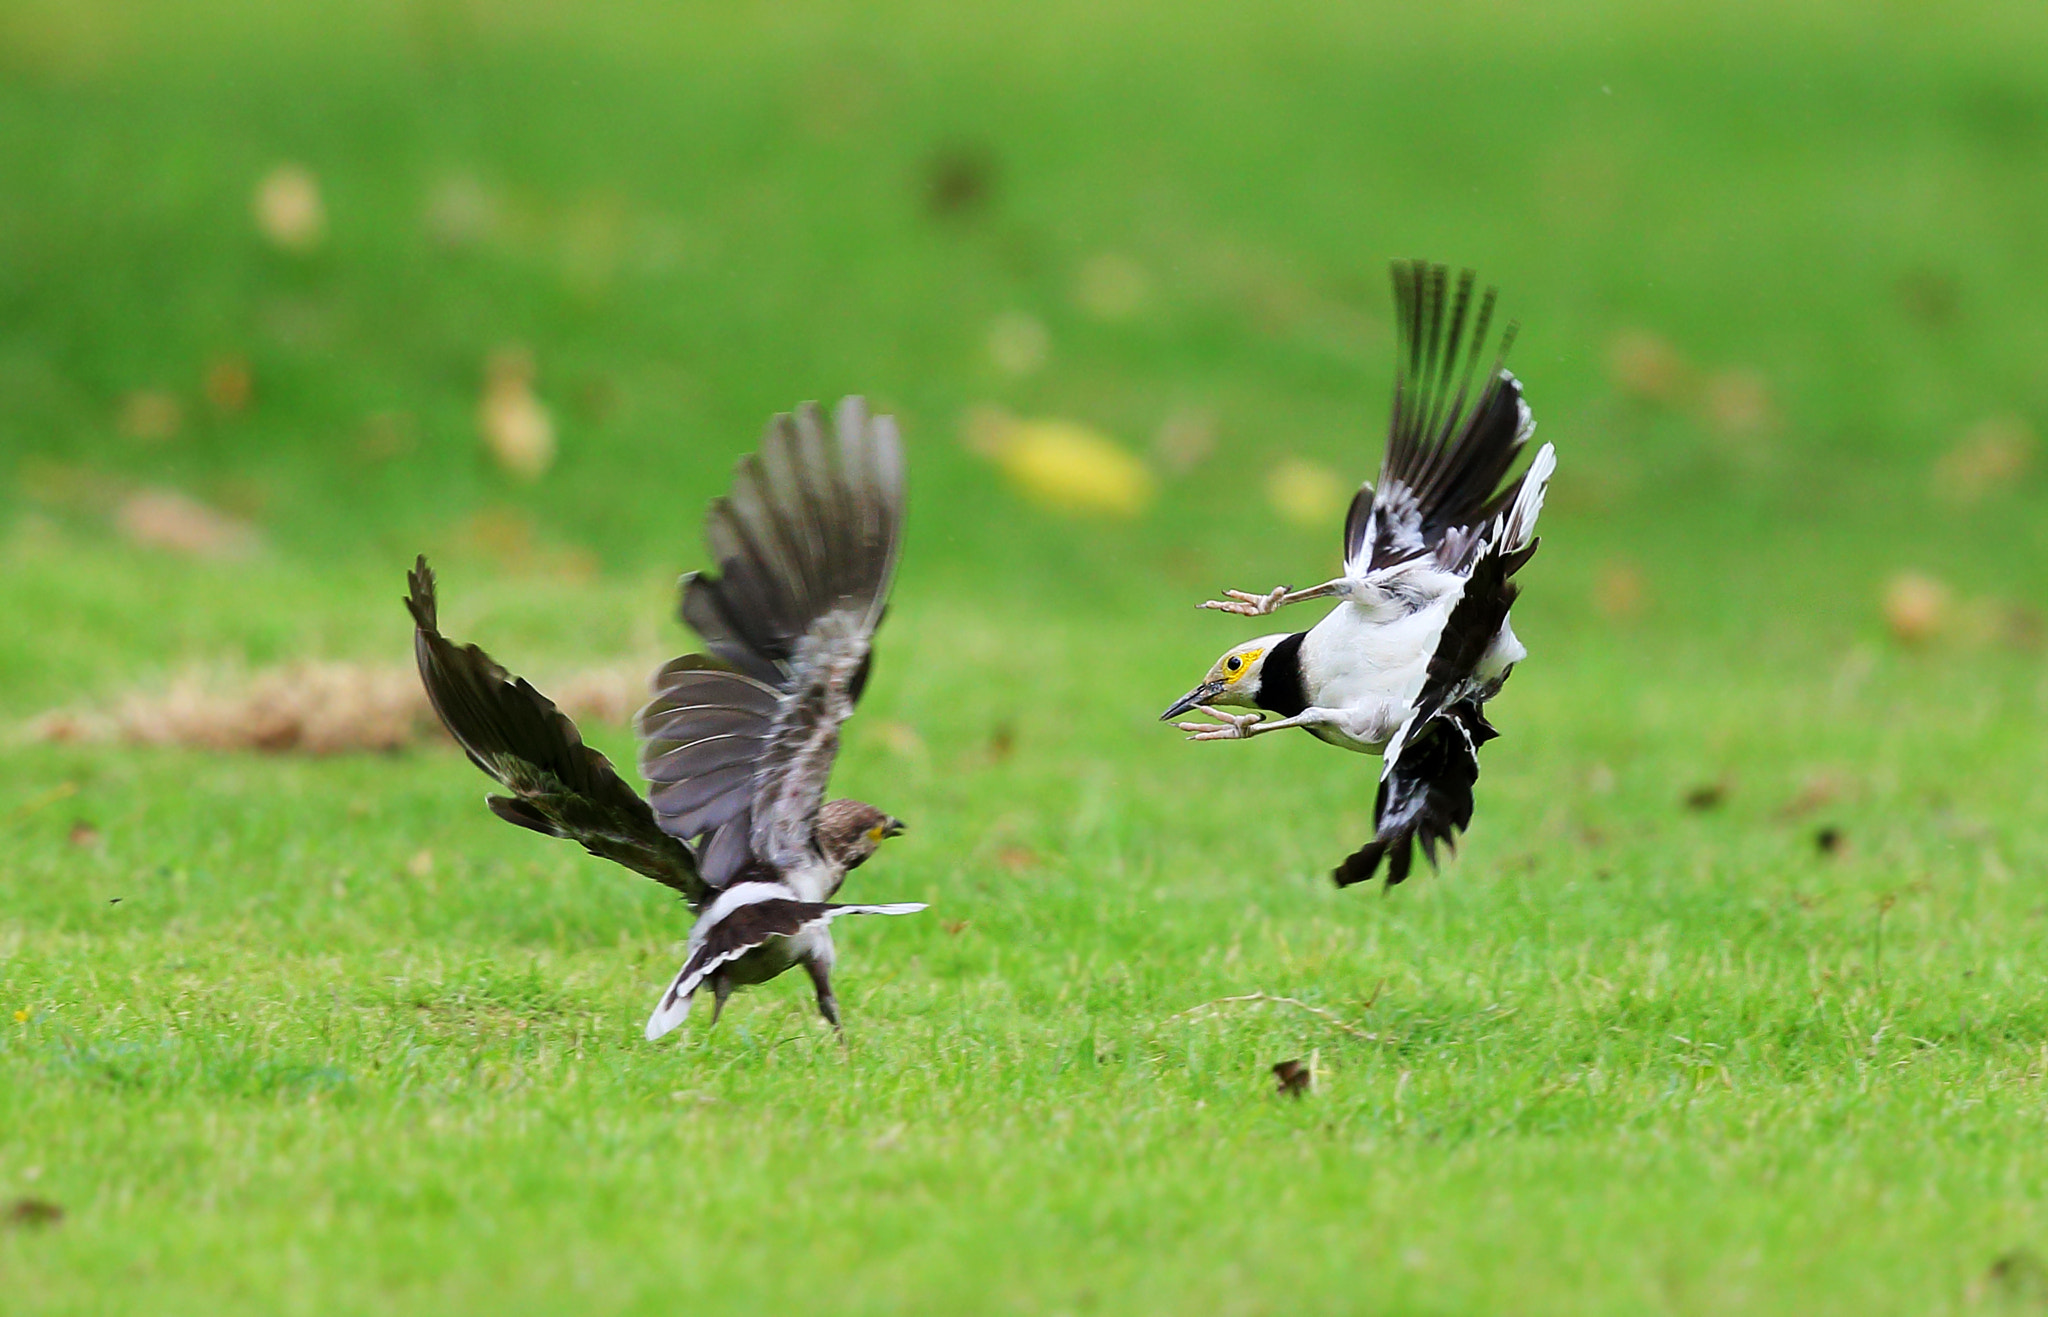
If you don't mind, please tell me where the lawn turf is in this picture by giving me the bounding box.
[7,0,2048,1312]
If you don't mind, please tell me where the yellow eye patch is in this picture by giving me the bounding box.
[866,825,885,843]
[1222,648,1263,682]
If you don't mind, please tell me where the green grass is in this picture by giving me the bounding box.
[8,0,2048,1312]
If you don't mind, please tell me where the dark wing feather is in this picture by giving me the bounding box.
[1332,535,1537,889]
[1348,261,1534,575]
[636,656,781,887]
[405,557,706,906]
[640,397,906,886]
[679,397,903,683]
[1333,705,1489,888]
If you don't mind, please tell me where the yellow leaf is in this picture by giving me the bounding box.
[1264,458,1347,529]
[979,415,1154,517]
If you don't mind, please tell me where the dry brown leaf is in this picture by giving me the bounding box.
[479,348,556,480]
[204,356,253,415]
[1606,329,1692,405]
[1882,571,1950,645]
[114,489,259,560]
[1265,458,1347,530]
[1594,562,1647,619]
[254,164,326,252]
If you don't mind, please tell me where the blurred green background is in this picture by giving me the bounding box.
[5,0,2048,691]
[8,1,2048,1312]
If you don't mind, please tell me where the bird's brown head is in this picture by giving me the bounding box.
[816,799,906,871]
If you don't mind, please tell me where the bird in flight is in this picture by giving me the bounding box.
[406,397,924,1040]
[1162,262,1556,888]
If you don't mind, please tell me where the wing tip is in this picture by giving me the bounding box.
[405,554,438,632]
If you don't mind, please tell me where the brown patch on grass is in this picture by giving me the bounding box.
[115,488,261,559]
[27,662,649,755]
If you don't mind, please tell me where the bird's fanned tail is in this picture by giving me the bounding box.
[644,883,927,1039]
[405,556,707,906]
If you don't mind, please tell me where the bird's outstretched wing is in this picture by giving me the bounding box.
[644,881,926,1039]
[638,397,906,887]
[406,557,706,906]
[1344,261,1539,578]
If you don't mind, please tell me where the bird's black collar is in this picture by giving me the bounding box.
[1257,632,1309,718]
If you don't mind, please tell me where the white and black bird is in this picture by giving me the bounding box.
[1161,262,1556,888]
[406,397,925,1040]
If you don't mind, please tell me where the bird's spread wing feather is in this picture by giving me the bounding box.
[639,398,906,887]
[405,557,706,906]
[643,881,926,1039]
[1345,262,1539,579]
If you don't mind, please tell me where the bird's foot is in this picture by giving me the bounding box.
[1199,586,1288,617]
[1177,705,1265,740]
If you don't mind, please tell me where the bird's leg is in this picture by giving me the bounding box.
[1199,579,1346,617]
[804,957,844,1036]
[708,976,732,1027]
[1178,706,1351,741]
[1174,705,1267,740]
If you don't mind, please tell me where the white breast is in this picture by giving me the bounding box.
[1299,588,1461,751]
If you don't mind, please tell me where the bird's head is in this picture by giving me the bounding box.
[1160,635,1287,721]
[816,799,907,871]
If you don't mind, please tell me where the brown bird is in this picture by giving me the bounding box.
[406,397,924,1040]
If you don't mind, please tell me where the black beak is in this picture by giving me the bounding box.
[1160,681,1225,721]
[881,817,907,838]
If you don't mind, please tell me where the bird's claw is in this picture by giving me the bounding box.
[1177,705,1264,740]
[1199,586,1289,617]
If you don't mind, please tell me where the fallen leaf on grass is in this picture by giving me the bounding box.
[5,1198,62,1229]
[253,164,326,252]
[66,821,100,848]
[1272,1056,1314,1098]
[115,488,260,560]
[966,408,1154,517]
[1606,329,1693,405]
[1976,1247,2048,1307]
[479,348,556,480]
[1594,562,1647,619]
[203,355,254,415]
[923,145,995,219]
[1683,783,1726,811]
[1264,458,1347,530]
[1882,571,1950,645]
